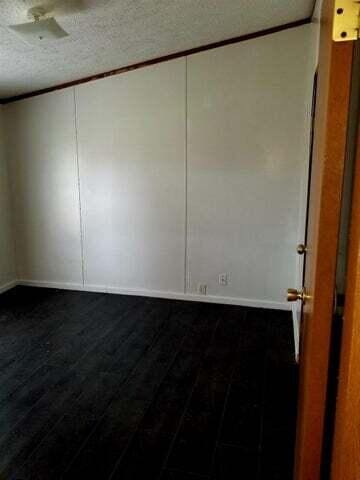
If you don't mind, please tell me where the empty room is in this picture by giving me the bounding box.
[1,0,360,479]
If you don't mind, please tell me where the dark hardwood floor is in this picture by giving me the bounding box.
[0,287,298,480]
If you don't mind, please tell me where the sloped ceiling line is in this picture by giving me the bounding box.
[0,0,315,99]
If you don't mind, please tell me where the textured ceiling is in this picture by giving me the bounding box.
[0,0,315,99]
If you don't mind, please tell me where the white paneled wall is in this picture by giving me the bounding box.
[0,107,16,291]
[75,59,186,293]
[187,26,315,305]
[2,26,317,309]
[4,91,83,286]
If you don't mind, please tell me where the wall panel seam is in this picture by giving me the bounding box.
[73,88,86,286]
[184,56,189,294]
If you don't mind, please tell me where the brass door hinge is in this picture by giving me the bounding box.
[333,0,360,41]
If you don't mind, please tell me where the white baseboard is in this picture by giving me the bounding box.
[181,293,289,310]
[17,280,84,291]
[14,279,289,311]
[0,279,18,294]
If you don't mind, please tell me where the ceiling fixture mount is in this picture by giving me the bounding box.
[27,6,47,21]
[8,4,69,45]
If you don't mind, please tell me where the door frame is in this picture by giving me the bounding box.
[294,1,355,479]
[331,46,360,479]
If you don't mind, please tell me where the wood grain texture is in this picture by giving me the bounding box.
[294,1,354,479]
[0,18,311,105]
[331,120,360,479]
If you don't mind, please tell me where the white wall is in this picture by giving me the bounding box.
[75,59,186,294]
[0,107,16,291]
[187,26,316,306]
[4,90,83,287]
[312,0,323,22]
[3,25,317,310]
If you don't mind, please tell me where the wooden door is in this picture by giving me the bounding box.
[293,1,355,479]
[331,97,360,478]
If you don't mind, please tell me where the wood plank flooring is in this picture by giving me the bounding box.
[0,287,298,479]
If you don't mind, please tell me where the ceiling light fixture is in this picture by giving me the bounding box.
[8,6,69,45]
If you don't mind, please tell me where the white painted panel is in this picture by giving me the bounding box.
[4,90,83,285]
[0,107,16,289]
[187,26,315,303]
[75,59,186,293]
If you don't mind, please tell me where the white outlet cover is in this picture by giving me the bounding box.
[198,284,207,295]
[219,273,228,286]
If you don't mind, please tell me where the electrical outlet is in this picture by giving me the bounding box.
[219,273,228,286]
[198,284,207,295]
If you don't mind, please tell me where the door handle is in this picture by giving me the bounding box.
[297,244,307,255]
[287,287,310,303]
